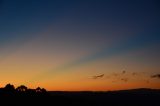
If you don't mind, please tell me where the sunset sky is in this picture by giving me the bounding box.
[0,0,160,91]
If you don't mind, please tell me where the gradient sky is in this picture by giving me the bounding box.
[0,0,160,91]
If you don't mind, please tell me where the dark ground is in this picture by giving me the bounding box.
[0,88,160,106]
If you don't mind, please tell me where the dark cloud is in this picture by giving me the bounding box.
[151,74,160,79]
[121,78,128,82]
[92,74,104,79]
[112,70,126,77]
[122,71,126,74]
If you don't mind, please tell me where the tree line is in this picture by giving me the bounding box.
[0,83,48,97]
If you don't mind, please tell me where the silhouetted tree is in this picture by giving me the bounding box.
[0,83,48,97]
[4,83,16,96]
[36,87,47,93]
[26,89,36,95]
[41,88,47,93]
[16,85,27,92]
[35,87,47,96]
[36,87,41,93]
[4,83,15,91]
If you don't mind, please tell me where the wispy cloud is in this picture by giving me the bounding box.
[151,74,160,79]
[122,70,126,74]
[92,74,104,79]
[121,78,128,82]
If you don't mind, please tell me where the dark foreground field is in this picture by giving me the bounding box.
[0,88,160,106]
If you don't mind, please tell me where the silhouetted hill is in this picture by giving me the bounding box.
[47,88,160,106]
[0,84,159,106]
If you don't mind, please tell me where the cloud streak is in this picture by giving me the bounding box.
[92,74,104,79]
[151,74,160,79]
[121,78,128,82]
